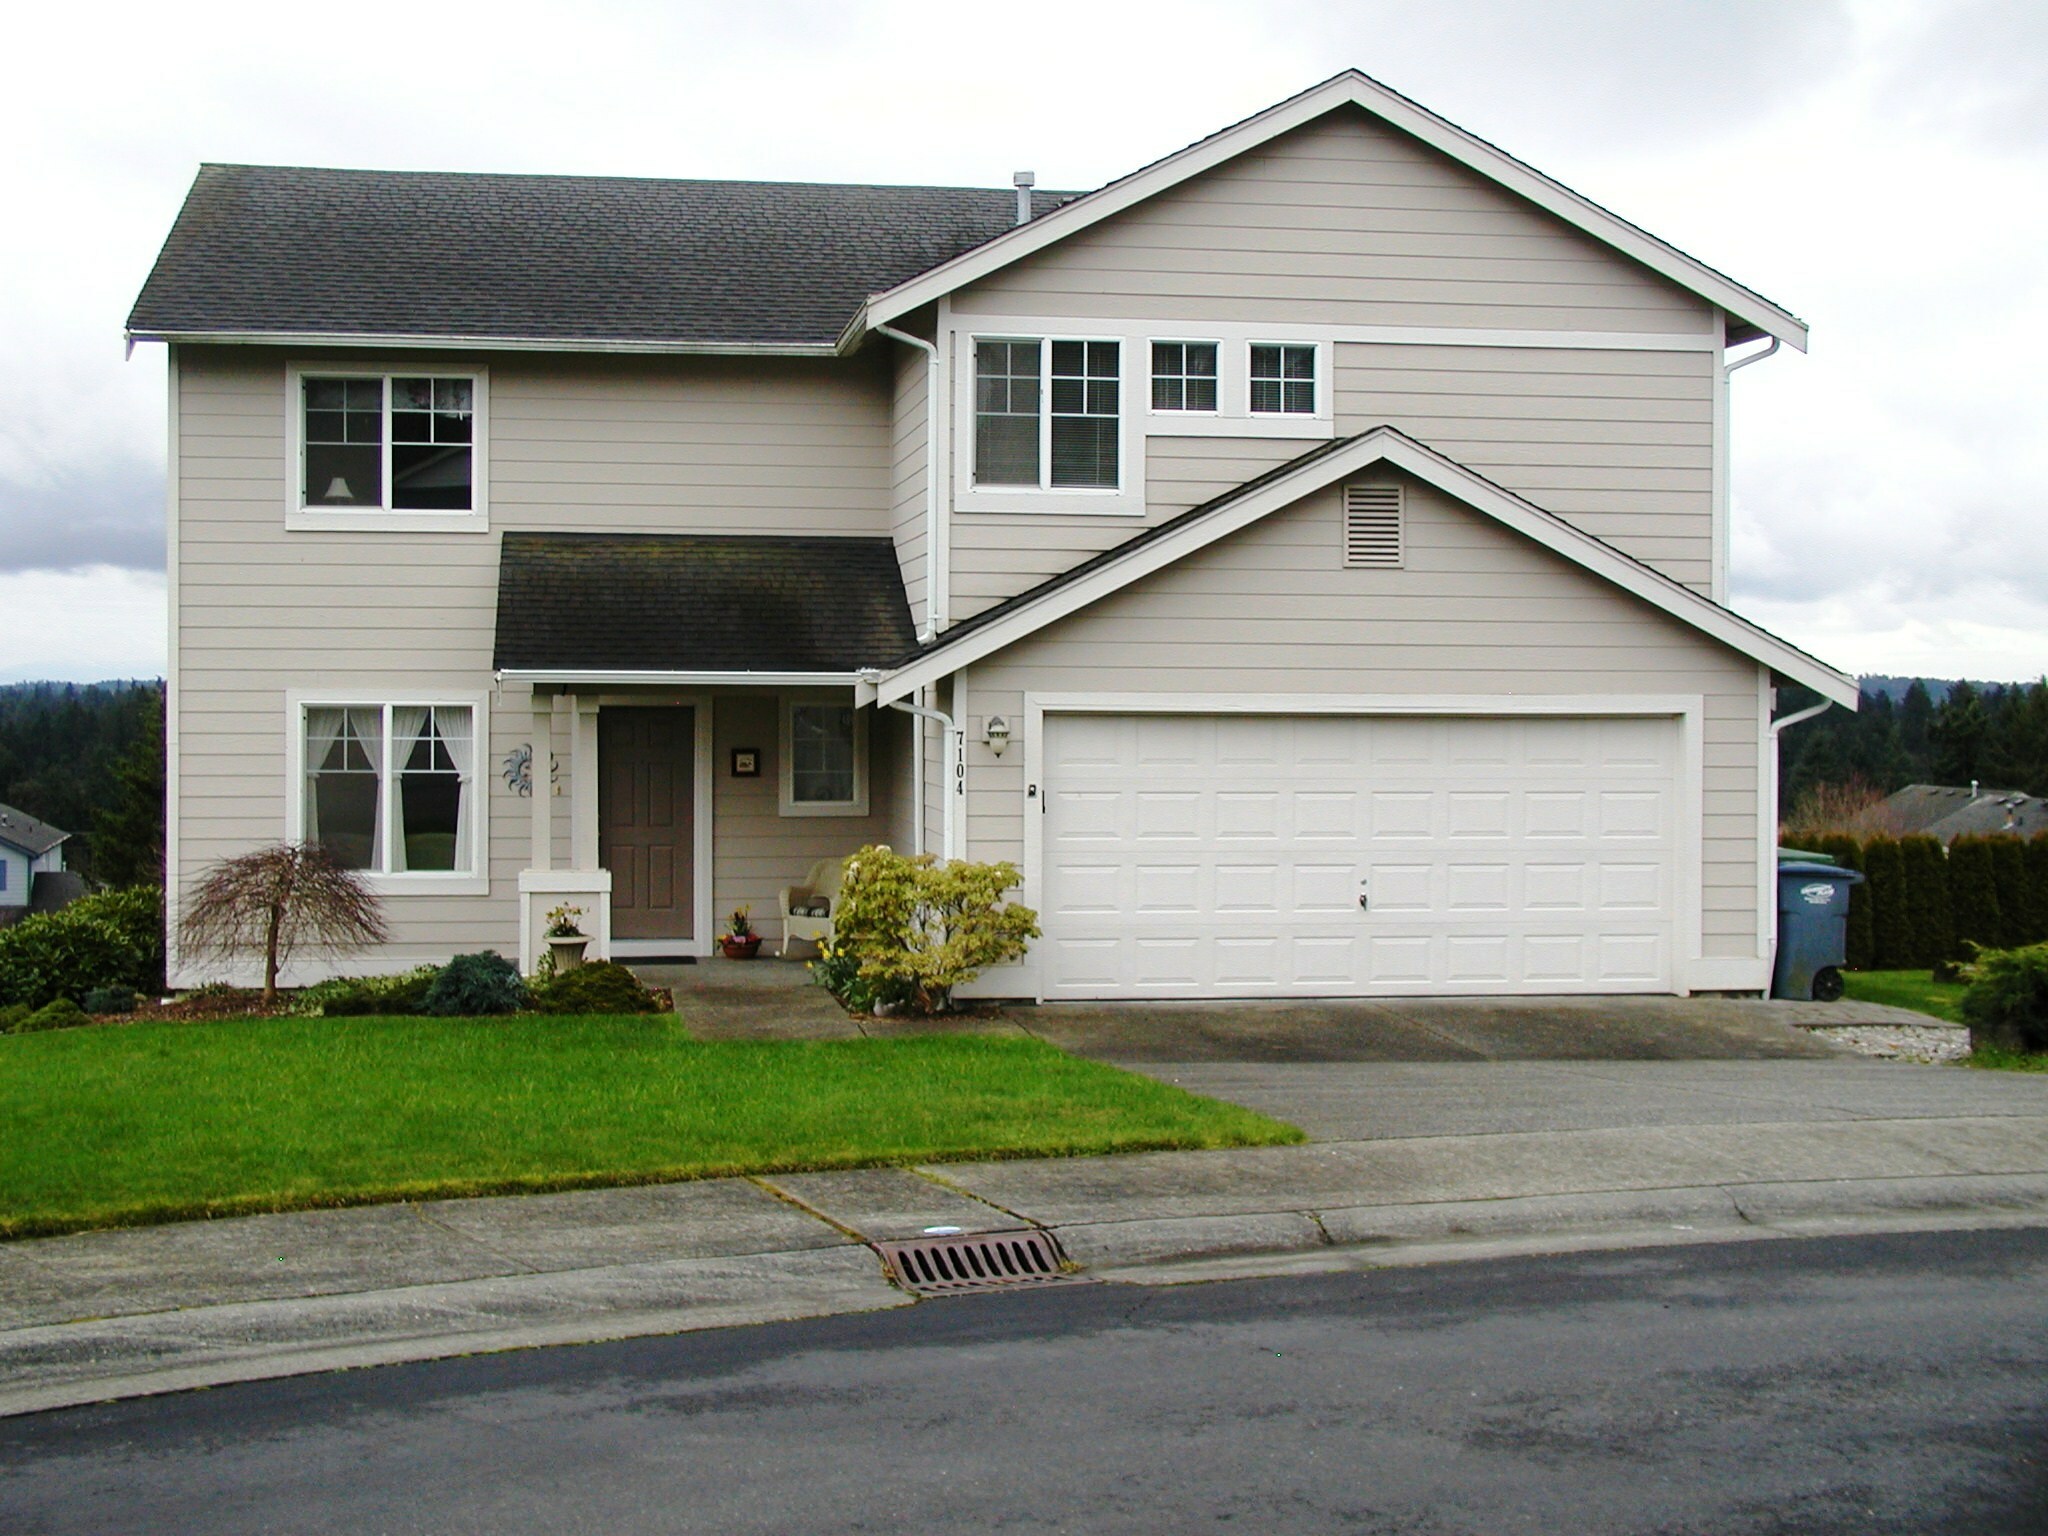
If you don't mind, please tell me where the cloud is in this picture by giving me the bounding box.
[0,567,165,684]
[0,459,163,574]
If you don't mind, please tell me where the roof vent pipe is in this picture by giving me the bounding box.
[1013,171,1035,226]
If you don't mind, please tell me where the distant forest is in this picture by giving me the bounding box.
[1778,677,2048,817]
[0,680,164,885]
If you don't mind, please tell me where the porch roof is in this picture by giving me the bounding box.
[492,533,916,678]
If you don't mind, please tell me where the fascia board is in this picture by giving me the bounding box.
[865,72,1807,352]
[875,428,1854,708]
[495,669,860,688]
[126,330,839,359]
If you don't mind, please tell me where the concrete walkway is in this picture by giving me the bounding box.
[5,1057,2047,1418]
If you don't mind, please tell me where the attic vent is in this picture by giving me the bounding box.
[1344,485,1403,568]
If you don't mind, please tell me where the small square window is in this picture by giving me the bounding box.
[780,698,869,816]
[1150,341,1219,413]
[1250,344,1316,415]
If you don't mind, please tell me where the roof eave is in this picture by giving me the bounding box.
[863,70,1808,352]
[494,669,864,688]
[125,328,841,359]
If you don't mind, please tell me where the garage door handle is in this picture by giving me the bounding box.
[1358,888,1369,912]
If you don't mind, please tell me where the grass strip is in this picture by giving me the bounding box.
[0,1015,1301,1239]
[1840,969,1966,1023]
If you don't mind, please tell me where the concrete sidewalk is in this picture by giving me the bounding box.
[5,1060,2048,1418]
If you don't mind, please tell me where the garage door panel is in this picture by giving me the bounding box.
[1041,712,1679,999]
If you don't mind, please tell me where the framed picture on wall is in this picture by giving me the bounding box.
[731,748,761,778]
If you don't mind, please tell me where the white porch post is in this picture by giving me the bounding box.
[571,696,600,870]
[528,689,552,874]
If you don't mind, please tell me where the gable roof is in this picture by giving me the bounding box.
[1877,783,2048,842]
[127,166,1076,353]
[857,69,1806,352]
[0,803,68,858]
[866,427,1856,708]
[491,532,916,680]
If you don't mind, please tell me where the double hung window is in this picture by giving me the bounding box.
[300,373,478,512]
[973,338,1121,490]
[780,698,869,816]
[302,703,478,875]
[1249,344,1316,415]
[1150,341,1218,412]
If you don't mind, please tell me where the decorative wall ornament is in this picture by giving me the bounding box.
[501,744,561,797]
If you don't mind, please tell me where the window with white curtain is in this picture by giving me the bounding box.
[779,696,868,816]
[303,703,477,874]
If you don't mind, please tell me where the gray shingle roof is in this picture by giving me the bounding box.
[0,802,68,858]
[1877,783,2048,843]
[128,165,1075,347]
[493,533,916,674]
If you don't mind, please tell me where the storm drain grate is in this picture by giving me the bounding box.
[874,1229,1081,1294]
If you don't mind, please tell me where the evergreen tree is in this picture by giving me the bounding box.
[1900,835,1953,969]
[1932,682,1991,785]
[1947,836,2003,958]
[1989,836,2034,947]
[1862,836,1910,968]
[88,689,165,888]
[2027,836,2048,946]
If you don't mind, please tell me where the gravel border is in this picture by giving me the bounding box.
[1808,1023,1971,1065]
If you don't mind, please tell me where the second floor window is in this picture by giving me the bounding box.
[1249,343,1316,415]
[1151,341,1218,412]
[303,374,476,511]
[973,337,1121,491]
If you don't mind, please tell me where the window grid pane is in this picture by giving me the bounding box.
[1050,340,1119,488]
[391,375,475,511]
[791,704,857,803]
[1150,340,1217,413]
[974,341,1041,486]
[304,377,383,506]
[1250,344,1315,415]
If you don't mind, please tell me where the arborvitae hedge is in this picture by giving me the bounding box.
[1990,837,2037,947]
[1863,836,1911,969]
[1899,835,1954,968]
[2027,837,2048,947]
[1948,837,2004,958]
[1810,834,1874,970]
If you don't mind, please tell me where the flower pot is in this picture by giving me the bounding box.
[546,934,590,972]
[721,936,762,960]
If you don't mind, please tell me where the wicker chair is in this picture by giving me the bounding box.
[778,857,847,957]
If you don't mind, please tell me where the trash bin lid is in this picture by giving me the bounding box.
[1776,860,1864,883]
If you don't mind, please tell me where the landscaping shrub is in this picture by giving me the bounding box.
[807,936,906,1017]
[0,886,164,1008]
[15,998,89,1033]
[1900,835,1954,969]
[829,845,1040,1014]
[1810,834,1872,970]
[1961,942,2048,1055]
[1863,836,1910,970]
[531,961,661,1016]
[81,986,137,1015]
[299,964,440,1018]
[423,951,528,1016]
[1948,837,2004,960]
[1990,836,2038,947]
[0,1003,31,1034]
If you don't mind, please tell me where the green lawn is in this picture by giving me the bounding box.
[0,1016,1302,1239]
[1842,969,1967,1023]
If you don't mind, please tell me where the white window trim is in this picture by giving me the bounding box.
[1145,337,1224,418]
[954,331,1144,515]
[283,689,492,895]
[778,692,870,818]
[284,362,490,533]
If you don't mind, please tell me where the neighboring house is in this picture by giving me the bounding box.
[128,70,1856,998]
[0,803,70,923]
[1876,784,2048,843]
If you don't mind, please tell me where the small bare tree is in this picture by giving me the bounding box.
[179,843,390,1003]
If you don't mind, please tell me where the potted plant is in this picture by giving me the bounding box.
[721,906,762,960]
[544,903,590,972]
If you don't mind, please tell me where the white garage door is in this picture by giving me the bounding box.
[1039,712,1680,999]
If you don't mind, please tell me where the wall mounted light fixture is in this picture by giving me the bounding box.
[984,715,1011,757]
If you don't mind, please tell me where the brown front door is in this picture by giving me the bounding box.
[599,708,695,941]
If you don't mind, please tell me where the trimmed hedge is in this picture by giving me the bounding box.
[1900,836,1954,969]
[1949,838,2004,963]
[0,887,165,1009]
[1778,832,2044,970]
[1863,836,1910,970]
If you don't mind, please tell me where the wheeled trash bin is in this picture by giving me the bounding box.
[1771,855,1864,1001]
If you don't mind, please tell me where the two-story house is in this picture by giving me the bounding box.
[128,71,1855,1000]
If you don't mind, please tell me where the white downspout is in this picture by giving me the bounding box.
[885,697,962,861]
[874,322,944,642]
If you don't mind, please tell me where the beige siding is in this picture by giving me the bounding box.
[953,107,1714,334]
[942,105,1719,618]
[171,346,900,980]
[960,472,1764,967]
[890,344,931,634]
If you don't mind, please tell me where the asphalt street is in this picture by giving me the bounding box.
[3,1225,2045,1534]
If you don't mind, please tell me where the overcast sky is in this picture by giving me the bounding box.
[2,0,2042,685]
